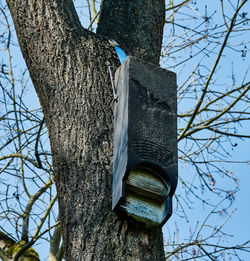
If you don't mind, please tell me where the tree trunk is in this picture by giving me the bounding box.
[6,0,166,260]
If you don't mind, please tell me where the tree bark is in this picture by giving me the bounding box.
[97,0,165,64]
[6,0,166,260]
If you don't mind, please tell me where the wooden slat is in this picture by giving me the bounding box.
[121,167,170,226]
[126,168,170,198]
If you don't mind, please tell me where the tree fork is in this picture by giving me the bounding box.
[7,0,166,260]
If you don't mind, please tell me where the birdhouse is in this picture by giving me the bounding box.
[112,56,178,228]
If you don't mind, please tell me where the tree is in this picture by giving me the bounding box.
[0,0,249,260]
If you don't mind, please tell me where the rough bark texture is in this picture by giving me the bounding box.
[7,0,166,260]
[97,0,165,64]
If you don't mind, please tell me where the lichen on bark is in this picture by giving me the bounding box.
[0,231,39,261]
